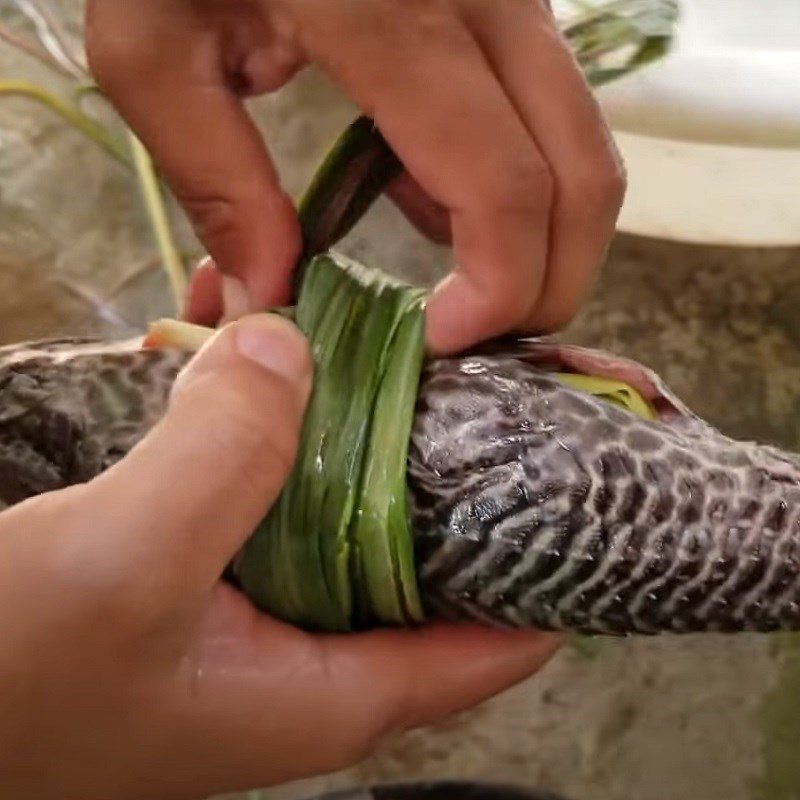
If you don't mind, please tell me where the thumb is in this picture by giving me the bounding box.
[88,314,312,589]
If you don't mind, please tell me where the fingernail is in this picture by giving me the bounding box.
[235,314,311,386]
[181,257,224,324]
[194,255,216,273]
[221,275,252,323]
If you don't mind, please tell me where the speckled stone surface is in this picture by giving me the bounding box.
[3,16,800,798]
[569,237,800,450]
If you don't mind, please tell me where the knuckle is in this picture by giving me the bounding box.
[41,497,168,634]
[334,696,412,770]
[493,283,536,328]
[369,663,424,745]
[310,641,417,770]
[390,0,450,17]
[86,4,179,93]
[365,0,469,64]
[85,39,129,92]
[463,271,536,329]
[234,403,297,479]
[180,194,242,250]
[180,187,297,256]
[482,151,554,216]
[473,267,541,328]
[565,158,627,220]
[403,0,457,32]
[595,157,628,206]
[88,576,166,638]
[327,717,384,770]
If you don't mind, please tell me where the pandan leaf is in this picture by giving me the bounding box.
[234,254,427,631]
[354,300,426,625]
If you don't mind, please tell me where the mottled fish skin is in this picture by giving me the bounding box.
[0,338,188,503]
[409,351,800,634]
[4,336,800,635]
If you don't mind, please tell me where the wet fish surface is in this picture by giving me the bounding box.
[3,336,800,635]
[411,347,800,634]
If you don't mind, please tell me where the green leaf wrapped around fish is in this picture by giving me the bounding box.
[235,255,427,631]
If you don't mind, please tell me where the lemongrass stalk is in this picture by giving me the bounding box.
[564,0,678,87]
[127,132,188,310]
[144,318,213,351]
[0,80,130,164]
[555,372,656,420]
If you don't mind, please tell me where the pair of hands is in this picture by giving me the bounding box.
[1,1,623,797]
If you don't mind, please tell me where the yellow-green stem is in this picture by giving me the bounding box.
[128,132,188,310]
[0,80,130,165]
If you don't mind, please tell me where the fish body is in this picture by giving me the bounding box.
[3,336,800,635]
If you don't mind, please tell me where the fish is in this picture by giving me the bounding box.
[3,334,800,635]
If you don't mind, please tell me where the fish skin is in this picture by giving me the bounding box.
[3,336,800,634]
[0,338,186,503]
[410,346,800,634]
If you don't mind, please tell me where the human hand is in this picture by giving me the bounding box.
[85,0,625,354]
[0,314,559,800]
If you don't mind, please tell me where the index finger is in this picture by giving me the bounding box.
[86,0,301,311]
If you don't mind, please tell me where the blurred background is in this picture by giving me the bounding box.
[1,1,800,798]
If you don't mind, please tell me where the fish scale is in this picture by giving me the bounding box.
[4,335,800,634]
[0,338,186,503]
[410,353,800,634]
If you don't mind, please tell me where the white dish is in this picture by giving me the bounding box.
[612,133,800,247]
[563,0,800,245]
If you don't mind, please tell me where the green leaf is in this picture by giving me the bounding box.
[354,299,426,625]
[234,254,426,632]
